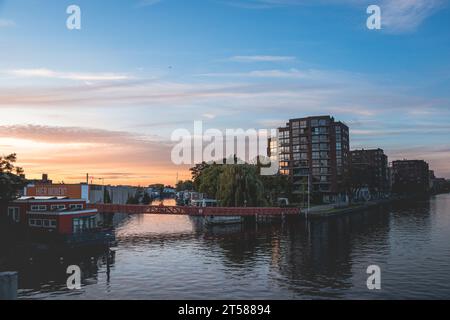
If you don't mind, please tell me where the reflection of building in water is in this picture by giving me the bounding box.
[0,248,115,296]
[269,208,392,297]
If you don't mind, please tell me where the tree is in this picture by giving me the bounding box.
[176,180,194,192]
[260,174,292,206]
[142,192,152,205]
[0,154,27,204]
[217,164,267,207]
[103,188,112,204]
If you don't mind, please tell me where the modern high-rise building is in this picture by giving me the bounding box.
[269,115,350,203]
[350,149,389,195]
[392,160,430,194]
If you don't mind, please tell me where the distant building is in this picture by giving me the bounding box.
[350,149,389,199]
[392,160,430,194]
[269,115,350,204]
[24,183,89,202]
[90,185,138,205]
[429,170,449,194]
[24,183,138,205]
[26,173,53,185]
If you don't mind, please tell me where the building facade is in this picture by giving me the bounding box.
[392,160,430,194]
[24,182,138,205]
[350,148,389,199]
[269,115,350,204]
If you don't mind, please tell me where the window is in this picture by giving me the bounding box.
[8,207,20,222]
[73,216,97,233]
[311,119,319,127]
[320,152,329,159]
[30,219,57,229]
[51,205,66,211]
[70,204,83,210]
[319,119,328,126]
[31,205,47,212]
[299,160,309,167]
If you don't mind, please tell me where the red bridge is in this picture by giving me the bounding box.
[89,204,300,217]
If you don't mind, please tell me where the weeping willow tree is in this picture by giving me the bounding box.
[217,164,267,207]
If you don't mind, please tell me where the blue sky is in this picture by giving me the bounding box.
[0,0,449,184]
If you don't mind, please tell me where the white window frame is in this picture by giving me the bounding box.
[31,205,47,212]
[29,218,57,229]
[8,207,20,222]
[51,205,66,210]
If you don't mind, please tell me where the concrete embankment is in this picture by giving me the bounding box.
[0,272,18,300]
[305,199,393,219]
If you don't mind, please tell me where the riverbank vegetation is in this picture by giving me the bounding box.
[0,154,26,205]
[190,157,291,207]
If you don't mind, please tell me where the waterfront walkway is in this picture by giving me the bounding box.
[89,203,301,217]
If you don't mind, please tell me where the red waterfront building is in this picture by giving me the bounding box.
[3,196,114,247]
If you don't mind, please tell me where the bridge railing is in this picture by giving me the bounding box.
[89,204,301,216]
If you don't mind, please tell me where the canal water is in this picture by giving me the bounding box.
[1,194,450,300]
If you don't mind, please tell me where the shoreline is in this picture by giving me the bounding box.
[304,193,449,219]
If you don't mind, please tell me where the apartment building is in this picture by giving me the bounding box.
[269,115,350,204]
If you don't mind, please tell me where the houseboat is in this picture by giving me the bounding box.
[2,196,115,248]
[191,199,243,226]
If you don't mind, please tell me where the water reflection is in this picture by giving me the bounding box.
[1,194,449,299]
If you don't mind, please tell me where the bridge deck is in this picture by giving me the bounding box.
[89,204,300,217]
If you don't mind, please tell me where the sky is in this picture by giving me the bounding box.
[0,0,449,186]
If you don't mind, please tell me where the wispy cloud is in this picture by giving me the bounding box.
[6,68,131,81]
[199,68,304,78]
[221,0,447,32]
[381,0,446,33]
[0,124,180,184]
[228,55,296,62]
[0,19,15,28]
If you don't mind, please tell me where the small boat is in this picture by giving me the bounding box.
[190,199,243,226]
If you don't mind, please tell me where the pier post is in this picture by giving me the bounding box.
[0,272,18,300]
